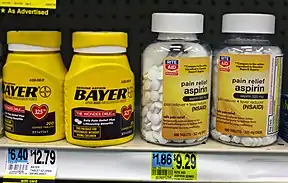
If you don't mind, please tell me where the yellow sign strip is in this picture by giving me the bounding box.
[0,0,56,9]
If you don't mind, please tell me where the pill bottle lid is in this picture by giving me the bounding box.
[151,13,204,33]
[73,32,128,53]
[222,13,275,34]
[7,31,61,51]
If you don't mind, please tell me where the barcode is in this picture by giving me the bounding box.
[8,164,28,171]
[152,168,173,176]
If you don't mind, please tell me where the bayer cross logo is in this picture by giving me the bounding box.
[39,86,52,98]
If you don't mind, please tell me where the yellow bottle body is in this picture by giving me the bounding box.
[3,52,66,142]
[65,54,135,147]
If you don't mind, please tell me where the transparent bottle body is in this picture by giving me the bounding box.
[211,34,283,147]
[0,76,2,137]
[141,33,212,146]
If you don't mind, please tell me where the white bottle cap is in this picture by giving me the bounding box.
[222,13,275,34]
[151,13,204,33]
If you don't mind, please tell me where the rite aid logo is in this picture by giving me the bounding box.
[219,56,231,72]
[164,59,179,76]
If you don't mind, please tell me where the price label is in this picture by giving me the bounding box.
[4,148,57,179]
[8,149,29,163]
[151,152,197,180]
[30,149,56,165]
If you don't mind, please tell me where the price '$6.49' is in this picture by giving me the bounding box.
[151,152,197,180]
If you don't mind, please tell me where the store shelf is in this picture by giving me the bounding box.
[0,135,288,182]
[0,134,287,153]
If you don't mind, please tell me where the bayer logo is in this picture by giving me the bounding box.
[39,86,52,98]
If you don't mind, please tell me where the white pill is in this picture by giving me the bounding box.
[231,136,241,144]
[251,138,257,147]
[143,73,148,80]
[148,66,158,80]
[153,108,161,114]
[145,131,157,142]
[152,123,161,131]
[150,91,159,102]
[144,91,150,100]
[151,79,161,91]
[142,117,149,124]
[220,135,231,142]
[141,95,149,106]
[158,85,163,93]
[157,66,163,80]
[185,139,196,144]
[146,102,152,109]
[143,122,152,130]
[159,94,163,102]
[241,137,253,147]
[211,129,221,139]
[143,79,152,90]
[154,102,162,109]
[197,135,207,142]
[262,136,271,146]
[256,138,263,146]
[149,103,156,112]
[147,111,152,121]
[151,113,161,125]
[153,131,169,144]
[142,107,149,117]
[173,139,184,143]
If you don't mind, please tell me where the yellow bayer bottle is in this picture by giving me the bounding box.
[3,31,66,142]
[65,32,135,147]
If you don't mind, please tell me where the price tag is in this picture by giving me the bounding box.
[4,148,57,181]
[151,152,197,180]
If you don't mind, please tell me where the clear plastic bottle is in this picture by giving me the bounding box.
[0,46,2,137]
[141,13,212,146]
[211,14,283,147]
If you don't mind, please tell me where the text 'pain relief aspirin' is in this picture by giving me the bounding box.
[141,13,212,146]
[211,14,283,147]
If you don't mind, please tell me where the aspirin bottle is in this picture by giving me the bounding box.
[211,14,283,147]
[141,13,212,146]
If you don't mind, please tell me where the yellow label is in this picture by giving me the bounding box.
[3,53,66,142]
[151,152,197,181]
[65,55,135,146]
[216,54,282,137]
[3,175,55,183]
[162,57,211,139]
[0,0,56,9]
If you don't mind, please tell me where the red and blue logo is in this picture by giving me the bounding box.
[219,56,231,67]
[219,56,231,72]
[164,59,179,76]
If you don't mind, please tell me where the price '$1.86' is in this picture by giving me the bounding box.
[152,152,197,169]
